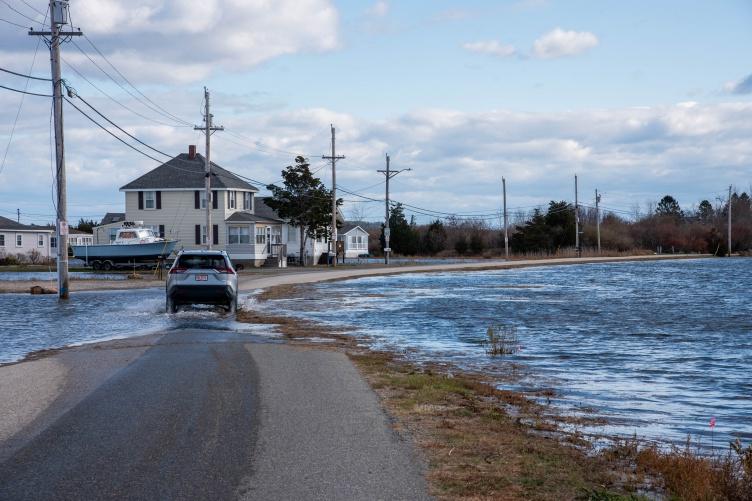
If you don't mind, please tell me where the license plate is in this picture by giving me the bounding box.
[195,274,208,281]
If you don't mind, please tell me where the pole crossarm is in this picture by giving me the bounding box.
[28,30,82,36]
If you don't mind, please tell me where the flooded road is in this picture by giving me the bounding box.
[257,258,752,449]
[0,289,273,364]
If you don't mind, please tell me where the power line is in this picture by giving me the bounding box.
[64,96,164,163]
[69,39,193,128]
[0,83,51,97]
[0,65,51,81]
[68,88,173,158]
[80,35,194,127]
[0,16,30,29]
[1,17,46,177]
[62,57,190,128]
[0,0,43,25]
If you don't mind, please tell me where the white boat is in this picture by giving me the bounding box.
[71,222,178,269]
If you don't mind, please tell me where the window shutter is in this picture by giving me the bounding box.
[156,191,162,210]
[138,191,144,210]
[159,225,165,238]
[194,191,200,209]
[227,192,231,209]
[212,191,218,209]
[212,225,219,245]
[195,225,201,245]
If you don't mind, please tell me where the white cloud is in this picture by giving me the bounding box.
[532,28,598,59]
[2,93,750,225]
[462,40,516,58]
[33,0,342,84]
[366,1,389,17]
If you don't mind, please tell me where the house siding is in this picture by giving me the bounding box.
[0,230,54,259]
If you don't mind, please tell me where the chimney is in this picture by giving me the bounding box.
[188,145,196,159]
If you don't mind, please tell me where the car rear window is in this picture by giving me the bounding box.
[176,255,229,270]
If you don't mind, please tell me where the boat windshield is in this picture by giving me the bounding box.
[175,255,229,270]
[118,231,138,239]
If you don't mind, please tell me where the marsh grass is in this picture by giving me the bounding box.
[484,325,519,356]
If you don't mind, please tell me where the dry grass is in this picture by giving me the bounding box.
[350,351,645,501]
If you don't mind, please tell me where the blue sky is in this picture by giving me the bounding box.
[0,0,751,226]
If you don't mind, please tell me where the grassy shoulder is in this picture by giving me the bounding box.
[238,287,751,501]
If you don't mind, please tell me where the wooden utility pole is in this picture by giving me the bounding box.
[322,125,344,266]
[595,189,601,254]
[30,1,82,299]
[377,155,410,265]
[574,174,580,257]
[195,88,223,250]
[502,177,509,259]
[728,185,732,257]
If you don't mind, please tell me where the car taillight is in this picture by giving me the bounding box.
[169,267,187,274]
[214,268,235,275]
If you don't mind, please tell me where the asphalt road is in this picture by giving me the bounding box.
[0,330,430,500]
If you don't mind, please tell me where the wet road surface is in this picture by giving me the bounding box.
[0,329,430,500]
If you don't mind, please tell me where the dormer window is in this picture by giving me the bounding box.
[243,192,253,211]
[228,191,236,209]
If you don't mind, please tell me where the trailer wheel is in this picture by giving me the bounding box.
[92,261,102,271]
[102,261,113,271]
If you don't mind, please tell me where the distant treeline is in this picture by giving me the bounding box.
[359,192,752,257]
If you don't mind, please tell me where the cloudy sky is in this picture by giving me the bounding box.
[1,0,751,226]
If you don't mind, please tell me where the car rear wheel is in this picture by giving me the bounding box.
[227,296,238,315]
[166,297,178,314]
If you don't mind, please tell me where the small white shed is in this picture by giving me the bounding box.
[338,225,370,259]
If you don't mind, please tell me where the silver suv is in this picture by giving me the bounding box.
[166,250,238,313]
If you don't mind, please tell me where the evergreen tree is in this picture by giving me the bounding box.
[265,156,341,266]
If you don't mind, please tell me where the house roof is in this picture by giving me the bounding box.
[119,153,258,191]
[0,215,54,232]
[339,224,370,236]
[225,212,284,224]
[69,228,92,235]
[100,212,125,225]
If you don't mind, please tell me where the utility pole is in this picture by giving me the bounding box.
[502,177,509,259]
[194,87,223,250]
[16,209,20,223]
[595,189,601,254]
[377,154,410,264]
[322,124,344,266]
[574,174,580,258]
[728,185,732,257]
[30,1,82,300]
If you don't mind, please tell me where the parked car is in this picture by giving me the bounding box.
[166,250,238,313]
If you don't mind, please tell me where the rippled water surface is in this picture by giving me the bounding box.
[259,258,752,448]
[0,289,274,364]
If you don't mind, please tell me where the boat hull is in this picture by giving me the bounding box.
[71,240,178,262]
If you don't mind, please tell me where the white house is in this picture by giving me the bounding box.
[106,146,338,267]
[337,224,370,259]
[0,216,55,260]
[69,229,93,246]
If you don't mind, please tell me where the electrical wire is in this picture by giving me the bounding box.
[0,65,51,81]
[80,35,194,127]
[64,96,164,163]
[0,16,29,29]
[0,84,51,97]
[70,90,173,158]
[0,0,43,25]
[61,56,191,128]
[1,18,46,177]
[70,40,193,128]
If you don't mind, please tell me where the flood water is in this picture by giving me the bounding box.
[256,258,751,449]
[0,289,276,364]
[0,272,127,281]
